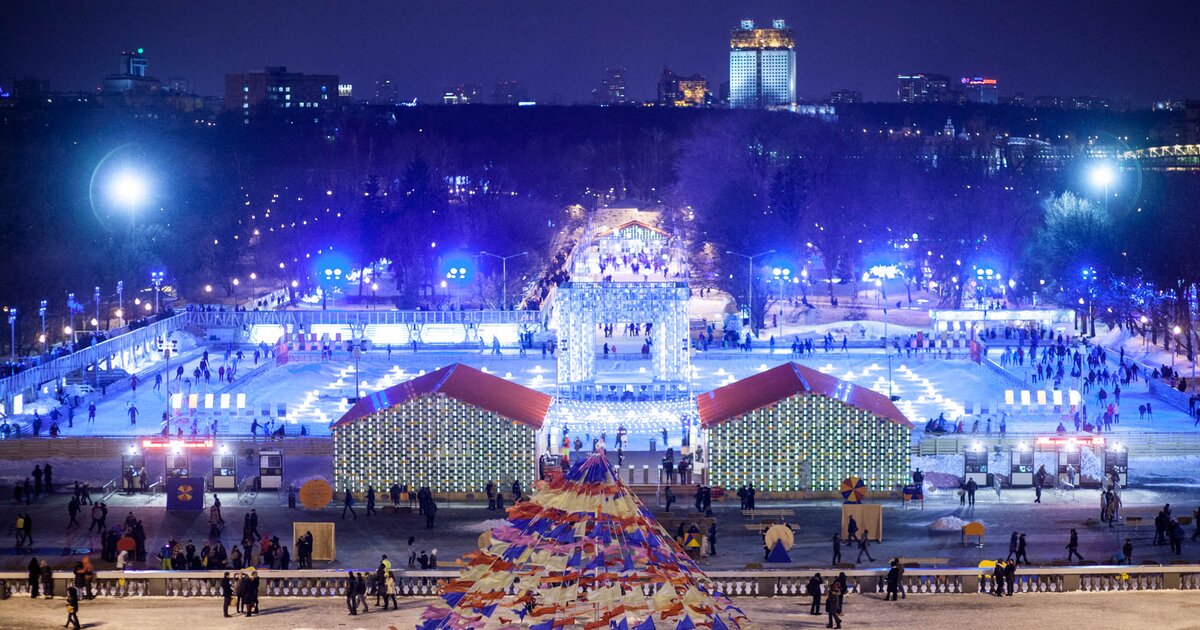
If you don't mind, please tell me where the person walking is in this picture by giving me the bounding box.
[65,582,81,630]
[221,572,234,617]
[382,570,398,610]
[355,572,370,613]
[825,581,843,629]
[1123,539,1134,565]
[68,495,81,528]
[1016,533,1029,564]
[341,488,357,520]
[366,485,376,516]
[1066,528,1084,563]
[39,560,53,599]
[806,573,823,615]
[346,572,359,615]
[846,516,859,543]
[831,533,842,565]
[1004,560,1017,596]
[664,486,674,512]
[856,530,875,563]
[885,560,901,601]
[992,560,1006,597]
[27,557,40,598]
[1007,531,1019,561]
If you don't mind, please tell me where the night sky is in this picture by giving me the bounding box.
[3,0,1199,104]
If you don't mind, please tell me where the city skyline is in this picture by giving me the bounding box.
[3,1,1200,105]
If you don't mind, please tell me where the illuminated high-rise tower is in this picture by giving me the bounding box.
[729,19,795,108]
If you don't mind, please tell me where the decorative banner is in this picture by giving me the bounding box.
[166,477,204,511]
[299,479,334,509]
[840,476,868,504]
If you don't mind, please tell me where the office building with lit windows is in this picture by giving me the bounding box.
[224,66,339,122]
[897,73,951,103]
[961,76,999,104]
[729,19,796,109]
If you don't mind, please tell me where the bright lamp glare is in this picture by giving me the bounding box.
[111,171,148,206]
[1089,164,1115,189]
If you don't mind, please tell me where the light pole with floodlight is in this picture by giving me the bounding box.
[67,293,78,342]
[7,308,16,360]
[1172,325,1183,375]
[111,171,148,229]
[480,251,529,311]
[93,286,101,330]
[150,271,164,313]
[116,281,124,324]
[1140,315,1149,353]
[38,301,46,354]
[772,267,791,341]
[725,249,775,332]
[1089,163,1115,214]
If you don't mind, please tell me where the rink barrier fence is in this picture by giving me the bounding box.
[3,565,1199,599]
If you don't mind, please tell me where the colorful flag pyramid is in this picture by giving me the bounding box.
[418,451,751,629]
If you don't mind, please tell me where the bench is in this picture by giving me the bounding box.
[898,556,950,567]
[1124,516,1146,530]
[741,509,795,520]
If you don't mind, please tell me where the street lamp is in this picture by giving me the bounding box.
[322,268,342,310]
[67,292,77,341]
[110,170,148,228]
[38,300,46,353]
[480,251,529,310]
[150,271,164,313]
[1089,163,1115,213]
[772,267,791,340]
[1172,325,1183,374]
[116,281,124,325]
[7,307,16,360]
[1140,315,1149,352]
[725,249,775,332]
[93,286,101,330]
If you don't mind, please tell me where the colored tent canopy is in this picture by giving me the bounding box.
[417,452,750,629]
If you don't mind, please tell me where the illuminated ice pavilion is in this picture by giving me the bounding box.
[699,362,913,494]
[331,363,550,494]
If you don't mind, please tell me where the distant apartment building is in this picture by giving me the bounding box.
[492,80,528,105]
[828,89,862,105]
[897,73,950,103]
[593,68,628,105]
[729,19,796,108]
[224,66,340,122]
[442,83,482,105]
[657,68,709,107]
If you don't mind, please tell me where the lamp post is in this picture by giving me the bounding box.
[67,293,77,342]
[1089,164,1115,214]
[1173,325,1183,375]
[111,170,148,230]
[322,268,342,310]
[93,286,101,330]
[150,271,164,314]
[1140,315,1149,353]
[772,267,791,341]
[725,249,775,332]
[480,251,529,310]
[38,300,46,354]
[7,308,16,360]
[116,281,124,325]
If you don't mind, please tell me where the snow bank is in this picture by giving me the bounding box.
[928,516,973,531]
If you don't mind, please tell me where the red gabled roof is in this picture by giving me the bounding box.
[331,364,550,430]
[596,219,671,239]
[696,362,913,430]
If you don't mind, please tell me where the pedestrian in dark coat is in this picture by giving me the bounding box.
[992,560,1006,596]
[886,561,901,601]
[1016,533,1029,564]
[806,573,823,615]
[65,583,81,629]
[1067,528,1084,562]
[825,581,843,629]
[346,572,359,615]
[221,572,233,617]
[1007,531,1018,561]
[1004,560,1018,596]
[831,533,842,565]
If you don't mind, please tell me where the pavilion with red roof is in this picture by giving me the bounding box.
[698,362,913,494]
[331,364,551,495]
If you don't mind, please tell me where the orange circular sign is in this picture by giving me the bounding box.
[299,479,334,509]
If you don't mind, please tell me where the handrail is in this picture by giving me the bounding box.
[0,564,1197,599]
